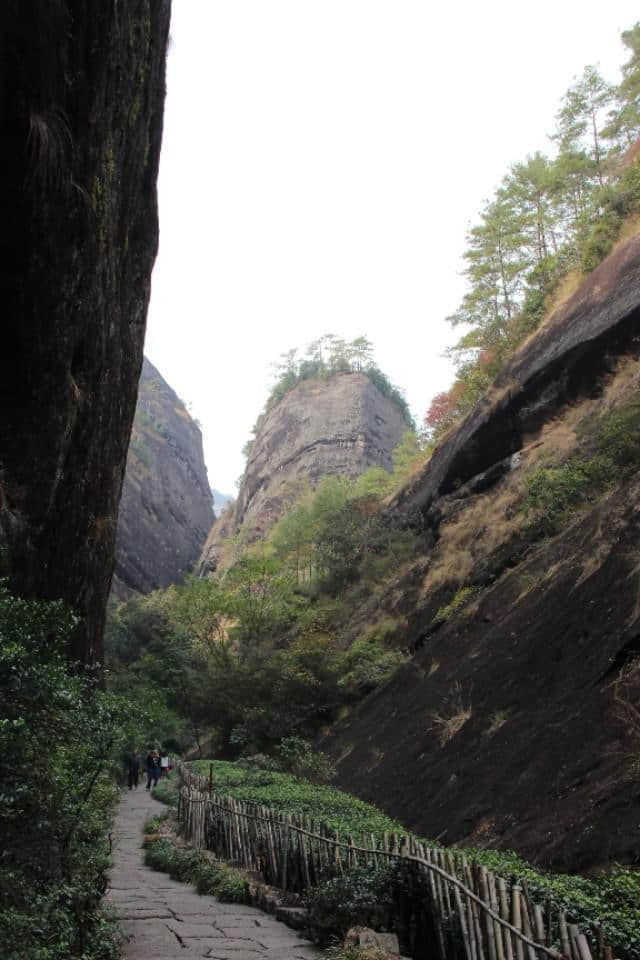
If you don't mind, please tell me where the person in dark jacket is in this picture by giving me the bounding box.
[146,750,161,790]
[127,751,141,790]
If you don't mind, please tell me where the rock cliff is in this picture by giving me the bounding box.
[0,1,171,665]
[321,231,640,871]
[113,358,214,597]
[200,372,410,573]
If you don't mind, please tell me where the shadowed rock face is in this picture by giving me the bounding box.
[0,1,171,665]
[200,372,410,573]
[321,233,640,871]
[392,234,640,532]
[113,358,214,597]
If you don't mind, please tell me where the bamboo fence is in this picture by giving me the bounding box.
[176,762,612,960]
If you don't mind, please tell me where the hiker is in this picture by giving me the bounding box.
[127,751,141,790]
[145,750,161,790]
[160,751,170,778]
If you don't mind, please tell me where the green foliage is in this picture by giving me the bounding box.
[521,403,640,535]
[143,835,250,903]
[433,586,479,624]
[189,760,406,838]
[275,736,335,782]
[307,860,434,947]
[427,26,640,440]
[323,946,390,960]
[196,861,250,902]
[189,757,640,958]
[463,848,640,960]
[0,584,141,960]
[340,632,408,693]
[152,779,178,807]
[306,864,398,942]
[245,335,413,457]
[143,811,169,835]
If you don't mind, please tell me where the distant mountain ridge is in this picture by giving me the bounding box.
[211,488,233,515]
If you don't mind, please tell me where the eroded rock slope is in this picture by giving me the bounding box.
[113,358,214,597]
[201,372,409,572]
[322,233,640,871]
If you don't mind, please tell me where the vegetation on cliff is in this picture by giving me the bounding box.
[425,24,640,438]
[243,334,413,459]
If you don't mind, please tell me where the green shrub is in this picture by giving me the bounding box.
[143,811,169,835]
[208,863,250,903]
[143,831,250,904]
[433,585,479,624]
[152,777,178,807]
[169,847,206,883]
[522,403,640,536]
[0,583,138,960]
[276,736,335,783]
[144,838,175,873]
[194,861,227,895]
[306,864,397,941]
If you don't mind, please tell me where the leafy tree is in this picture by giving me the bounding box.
[0,584,142,960]
[223,553,300,649]
[554,65,614,188]
[604,24,640,149]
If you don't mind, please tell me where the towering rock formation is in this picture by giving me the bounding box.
[200,372,410,573]
[0,2,171,664]
[113,358,214,597]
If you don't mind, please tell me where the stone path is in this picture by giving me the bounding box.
[107,787,320,960]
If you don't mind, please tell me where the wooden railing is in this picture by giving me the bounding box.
[176,762,612,960]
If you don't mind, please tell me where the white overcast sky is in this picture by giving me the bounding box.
[145,0,638,496]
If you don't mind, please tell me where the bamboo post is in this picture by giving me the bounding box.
[453,875,474,960]
[282,815,290,891]
[463,860,486,960]
[298,816,311,891]
[511,885,525,960]
[497,877,514,960]
[576,934,593,960]
[568,924,582,960]
[488,869,506,960]
[480,867,498,960]
[334,830,343,876]
[534,905,546,948]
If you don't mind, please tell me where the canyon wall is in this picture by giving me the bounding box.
[0,1,171,664]
[113,358,214,597]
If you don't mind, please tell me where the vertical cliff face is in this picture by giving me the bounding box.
[113,358,214,597]
[0,1,171,665]
[200,372,410,572]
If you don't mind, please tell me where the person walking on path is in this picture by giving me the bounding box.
[145,749,161,790]
[160,751,170,778]
[127,751,141,790]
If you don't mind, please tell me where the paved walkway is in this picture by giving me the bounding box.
[107,788,320,960]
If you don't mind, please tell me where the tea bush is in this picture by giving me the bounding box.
[189,758,640,958]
